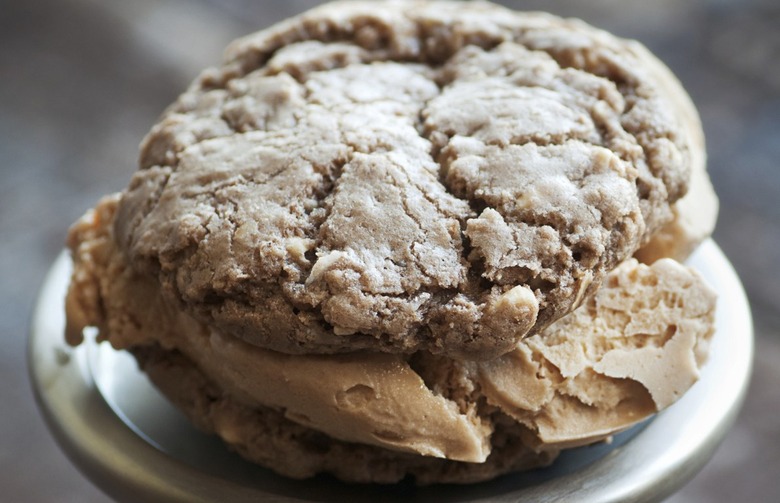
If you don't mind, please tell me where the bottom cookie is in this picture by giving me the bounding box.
[132,345,558,485]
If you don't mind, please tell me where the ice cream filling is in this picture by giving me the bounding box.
[65,195,716,463]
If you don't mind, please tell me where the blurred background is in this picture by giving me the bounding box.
[1,0,778,500]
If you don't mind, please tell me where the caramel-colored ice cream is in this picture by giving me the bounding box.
[65,195,716,480]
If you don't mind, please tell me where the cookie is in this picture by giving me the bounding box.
[112,0,700,360]
[65,195,716,483]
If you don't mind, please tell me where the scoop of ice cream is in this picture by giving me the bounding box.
[66,196,716,463]
[181,327,493,462]
[477,257,716,448]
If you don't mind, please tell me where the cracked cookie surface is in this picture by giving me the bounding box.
[115,1,696,359]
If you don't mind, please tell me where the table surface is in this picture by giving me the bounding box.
[2,1,778,501]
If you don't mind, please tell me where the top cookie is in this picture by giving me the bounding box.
[115,0,697,360]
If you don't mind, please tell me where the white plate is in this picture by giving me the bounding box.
[29,240,753,502]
